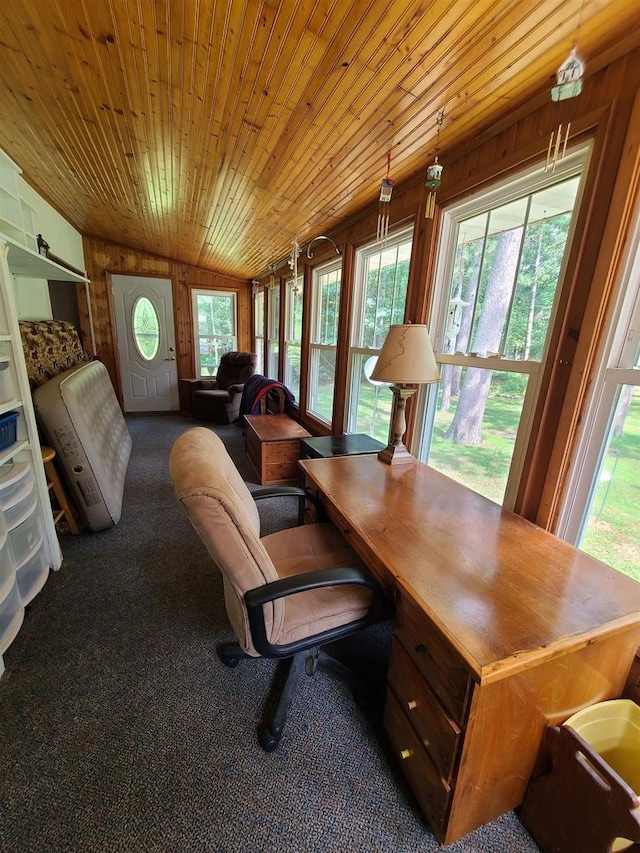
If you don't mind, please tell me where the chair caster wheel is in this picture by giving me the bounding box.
[259,727,281,752]
[217,643,246,668]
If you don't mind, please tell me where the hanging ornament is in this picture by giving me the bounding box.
[546,49,584,173]
[425,109,445,219]
[376,152,394,244]
[288,240,300,287]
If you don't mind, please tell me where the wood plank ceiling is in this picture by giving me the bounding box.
[0,0,637,280]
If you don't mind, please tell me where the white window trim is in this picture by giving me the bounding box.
[284,276,303,397]
[345,225,414,433]
[557,204,640,543]
[308,257,342,425]
[191,288,237,379]
[414,143,592,509]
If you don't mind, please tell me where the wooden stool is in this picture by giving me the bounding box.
[40,446,80,535]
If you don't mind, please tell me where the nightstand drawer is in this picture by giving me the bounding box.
[387,638,462,784]
[395,593,473,725]
[384,690,451,840]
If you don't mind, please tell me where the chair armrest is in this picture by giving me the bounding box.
[245,566,385,658]
[251,485,320,526]
[252,486,306,501]
[194,379,219,390]
[227,382,245,396]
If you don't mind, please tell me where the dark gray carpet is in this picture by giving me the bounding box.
[0,415,541,852]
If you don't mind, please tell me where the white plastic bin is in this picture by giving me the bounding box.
[15,539,47,604]
[8,510,43,567]
[0,578,24,654]
[4,481,37,530]
[0,528,12,593]
[0,462,33,511]
[0,359,14,403]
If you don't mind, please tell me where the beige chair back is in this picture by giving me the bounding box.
[170,427,282,655]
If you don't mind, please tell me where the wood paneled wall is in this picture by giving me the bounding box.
[80,238,251,406]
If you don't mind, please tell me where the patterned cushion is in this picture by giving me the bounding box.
[19,320,93,389]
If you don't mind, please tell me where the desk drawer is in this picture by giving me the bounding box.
[384,690,451,840]
[387,638,462,784]
[395,593,473,725]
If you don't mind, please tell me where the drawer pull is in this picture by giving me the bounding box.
[407,700,418,711]
[400,748,413,760]
[423,738,430,748]
[414,643,426,654]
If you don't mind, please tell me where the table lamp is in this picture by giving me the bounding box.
[371,324,440,465]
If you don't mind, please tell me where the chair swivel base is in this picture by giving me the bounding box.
[217,642,373,752]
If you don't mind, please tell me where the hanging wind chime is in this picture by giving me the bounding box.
[546,48,584,172]
[425,109,445,219]
[288,239,300,286]
[376,152,394,244]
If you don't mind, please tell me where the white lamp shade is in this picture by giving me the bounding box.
[370,324,440,384]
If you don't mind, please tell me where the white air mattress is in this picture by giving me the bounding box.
[33,361,132,531]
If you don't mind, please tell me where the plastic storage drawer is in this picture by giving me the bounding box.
[0,528,12,592]
[4,481,37,530]
[0,578,24,654]
[15,540,47,604]
[8,510,43,567]
[0,462,33,511]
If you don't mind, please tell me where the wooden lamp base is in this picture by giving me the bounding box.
[378,385,417,466]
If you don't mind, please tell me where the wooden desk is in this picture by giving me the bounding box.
[299,454,640,845]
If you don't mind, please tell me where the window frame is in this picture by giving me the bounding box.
[284,274,303,403]
[191,288,238,380]
[253,287,264,375]
[345,224,414,436]
[557,203,640,546]
[415,144,591,509]
[307,256,343,426]
[266,280,280,380]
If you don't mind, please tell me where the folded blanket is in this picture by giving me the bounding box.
[239,374,295,418]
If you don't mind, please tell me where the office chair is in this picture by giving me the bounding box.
[169,427,385,751]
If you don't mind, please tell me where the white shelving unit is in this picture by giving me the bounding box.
[0,150,88,677]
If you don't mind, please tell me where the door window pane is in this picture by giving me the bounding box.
[132,296,160,360]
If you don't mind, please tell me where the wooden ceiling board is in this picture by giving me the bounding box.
[0,0,638,278]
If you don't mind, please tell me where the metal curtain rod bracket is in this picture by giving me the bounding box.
[306,235,341,259]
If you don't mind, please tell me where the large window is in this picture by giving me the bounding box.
[266,282,280,379]
[308,259,342,425]
[253,288,264,374]
[192,289,237,378]
[284,275,303,402]
[417,147,588,507]
[558,208,640,583]
[346,227,412,441]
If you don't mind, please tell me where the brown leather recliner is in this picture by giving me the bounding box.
[192,351,257,424]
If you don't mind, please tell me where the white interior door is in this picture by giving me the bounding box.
[112,275,179,412]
